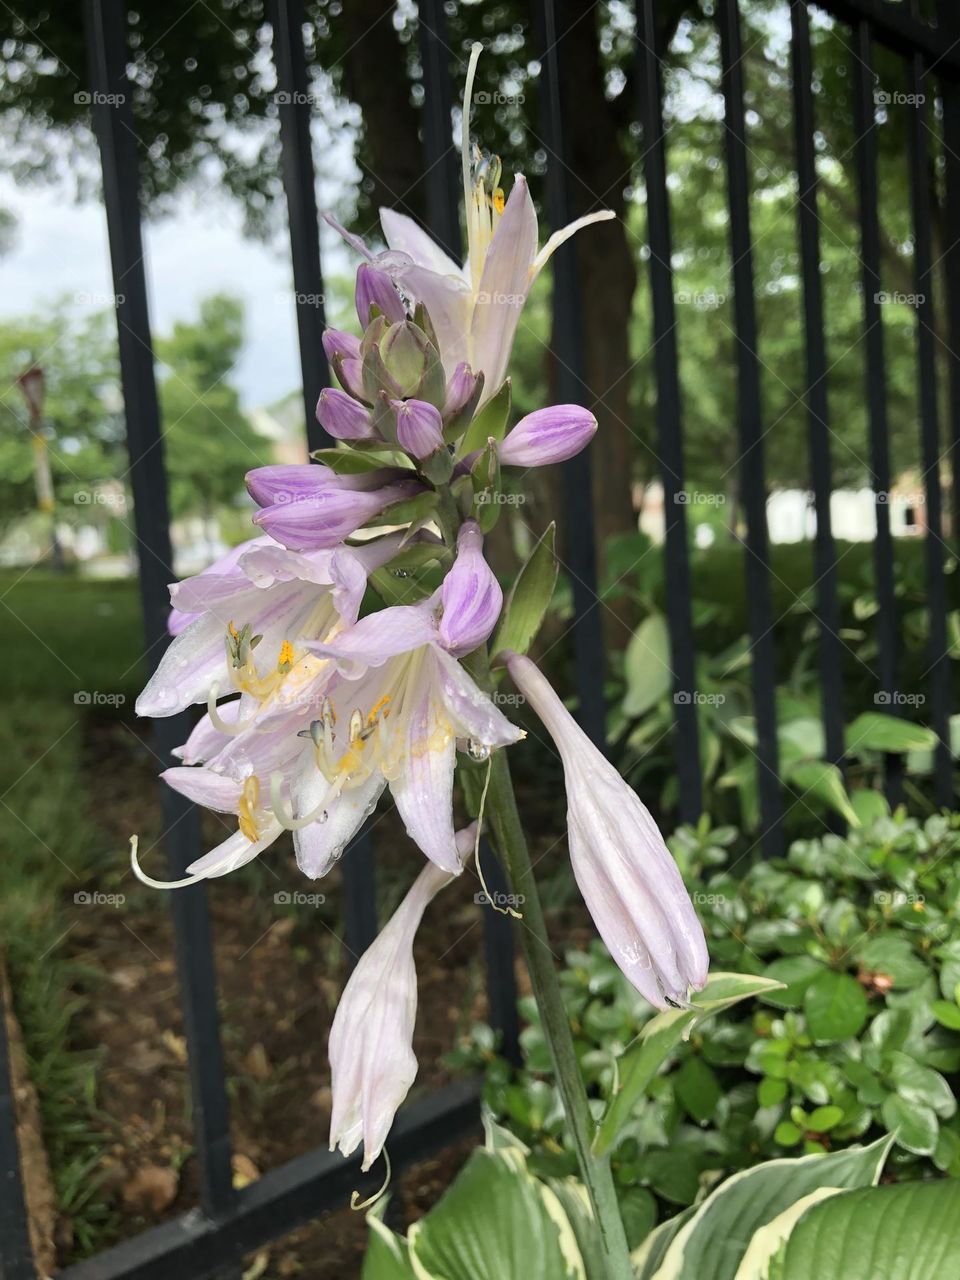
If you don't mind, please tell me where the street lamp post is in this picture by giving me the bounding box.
[16,364,64,570]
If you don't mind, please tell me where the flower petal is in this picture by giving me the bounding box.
[433,647,524,749]
[379,208,464,279]
[470,175,538,400]
[161,766,243,813]
[499,405,598,468]
[390,686,460,873]
[293,769,386,880]
[306,603,439,678]
[438,520,502,655]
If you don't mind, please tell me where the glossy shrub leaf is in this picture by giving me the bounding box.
[775,1180,960,1280]
[594,973,785,1155]
[650,1134,893,1280]
[622,613,673,718]
[491,523,558,660]
[845,713,937,754]
[787,760,860,827]
[803,971,868,1044]
[881,1094,939,1156]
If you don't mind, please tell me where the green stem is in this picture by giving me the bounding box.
[483,749,633,1278]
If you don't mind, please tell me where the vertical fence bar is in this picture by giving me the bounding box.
[851,22,902,804]
[415,10,520,1064]
[906,36,953,804]
[938,0,960,546]
[270,0,378,959]
[417,0,461,260]
[789,0,846,780]
[0,985,35,1280]
[635,0,702,821]
[536,0,607,751]
[717,0,783,856]
[84,0,238,1225]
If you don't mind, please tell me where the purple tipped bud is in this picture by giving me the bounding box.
[322,328,361,364]
[442,362,482,417]
[323,330,368,402]
[317,387,376,440]
[356,263,406,328]
[438,520,503,655]
[499,405,598,468]
[392,398,444,459]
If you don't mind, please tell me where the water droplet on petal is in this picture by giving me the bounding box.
[467,739,490,762]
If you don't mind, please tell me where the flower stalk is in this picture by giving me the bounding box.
[465,649,634,1280]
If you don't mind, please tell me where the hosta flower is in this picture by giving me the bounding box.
[505,652,708,1009]
[325,44,613,403]
[246,464,421,551]
[137,535,403,725]
[457,404,598,474]
[298,522,520,874]
[329,825,475,1170]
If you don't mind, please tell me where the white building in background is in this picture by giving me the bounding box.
[637,477,929,546]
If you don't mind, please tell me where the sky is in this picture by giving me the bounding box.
[0,144,358,411]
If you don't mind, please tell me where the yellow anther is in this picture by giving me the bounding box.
[228,621,239,640]
[367,695,391,726]
[492,188,505,215]
[238,776,262,843]
[277,639,295,672]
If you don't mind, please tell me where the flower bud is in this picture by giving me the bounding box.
[499,405,598,468]
[355,263,406,328]
[392,398,444,458]
[316,387,375,441]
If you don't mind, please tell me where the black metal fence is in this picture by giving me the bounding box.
[1,0,958,1275]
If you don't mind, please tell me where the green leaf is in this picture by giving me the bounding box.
[776,1180,960,1280]
[491,524,558,660]
[363,1216,420,1279]
[803,971,869,1044]
[932,999,960,1030]
[470,439,502,532]
[774,1121,802,1146]
[887,1052,956,1120]
[846,712,938,754]
[760,957,824,1010]
[733,1188,842,1280]
[651,1135,893,1280]
[408,1149,584,1280]
[806,1105,844,1133]
[787,760,861,827]
[593,972,785,1155]
[849,788,890,827]
[311,446,400,473]
[618,1186,657,1251]
[631,1208,696,1280]
[758,1077,788,1107]
[460,377,512,455]
[674,1056,722,1125]
[881,1094,939,1155]
[622,613,673,718]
